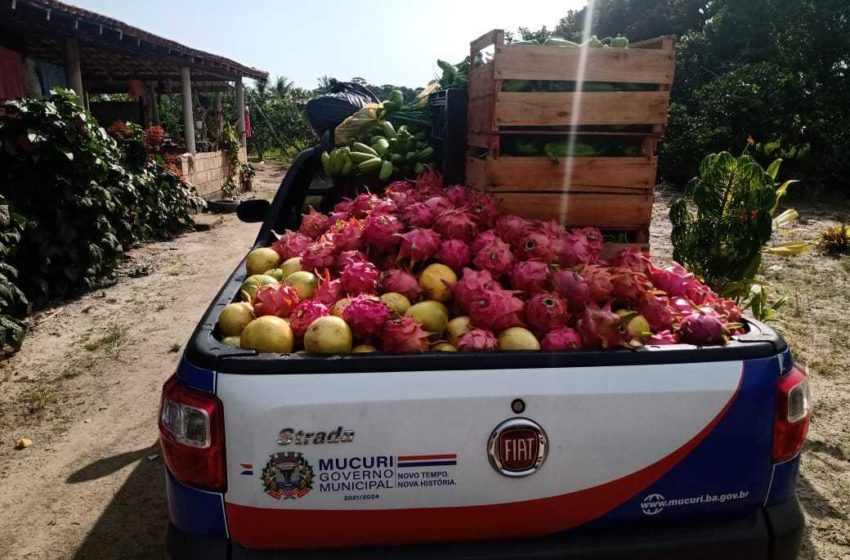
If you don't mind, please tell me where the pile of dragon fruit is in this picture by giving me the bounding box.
[232,169,744,354]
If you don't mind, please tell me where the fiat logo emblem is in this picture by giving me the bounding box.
[488,418,548,477]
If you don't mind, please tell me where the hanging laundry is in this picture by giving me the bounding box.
[244,106,253,138]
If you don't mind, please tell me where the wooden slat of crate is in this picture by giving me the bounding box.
[467,63,494,100]
[495,91,671,127]
[467,96,494,134]
[481,156,656,192]
[466,157,487,191]
[494,45,675,84]
[491,192,653,229]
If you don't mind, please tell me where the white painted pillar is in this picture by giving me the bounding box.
[235,77,246,147]
[181,67,196,155]
[63,37,84,99]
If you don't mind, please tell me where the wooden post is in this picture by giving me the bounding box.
[181,67,196,155]
[63,37,84,99]
[235,77,246,147]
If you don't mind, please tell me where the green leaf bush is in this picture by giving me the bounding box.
[0,90,205,349]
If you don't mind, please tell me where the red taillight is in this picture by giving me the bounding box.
[772,365,811,463]
[159,375,226,491]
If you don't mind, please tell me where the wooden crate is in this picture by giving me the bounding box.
[465,30,676,243]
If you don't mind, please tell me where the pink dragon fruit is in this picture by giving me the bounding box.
[434,208,478,242]
[471,230,500,254]
[541,327,583,351]
[436,239,471,271]
[524,292,570,336]
[398,228,441,267]
[677,309,728,345]
[402,202,437,228]
[300,240,338,271]
[349,193,380,219]
[343,295,391,341]
[341,261,379,295]
[577,302,629,349]
[611,247,649,272]
[385,180,415,206]
[289,300,330,340]
[416,166,444,193]
[495,214,528,249]
[558,231,596,267]
[638,293,676,331]
[467,191,499,227]
[516,230,558,263]
[454,268,499,313]
[335,250,368,270]
[457,328,499,351]
[610,267,651,302]
[573,227,604,259]
[648,330,679,345]
[372,198,398,216]
[551,269,591,312]
[468,288,525,332]
[327,218,364,251]
[709,298,743,323]
[380,269,422,302]
[473,237,515,279]
[270,230,311,260]
[581,264,614,302]
[424,195,453,216]
[314,270,343,305]
[361,213,403,251]
[332,199,352,217]
[648,262,700,299]
[252,284,301,319]
[445,185,470,206]
[299,206,329,239]
[381,317,431,353]
[511,260,550,293]
[671,297,695,316]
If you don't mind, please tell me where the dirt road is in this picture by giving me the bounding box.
[0,163,284,559]
[0,170,846,559]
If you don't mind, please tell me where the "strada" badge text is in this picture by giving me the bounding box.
[278,426,355,445]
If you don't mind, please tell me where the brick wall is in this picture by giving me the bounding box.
[180,147,248,199]
[181,151,229,198]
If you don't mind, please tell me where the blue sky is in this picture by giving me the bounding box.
[69,0,585,89]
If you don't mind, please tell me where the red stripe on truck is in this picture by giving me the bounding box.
[226,371,743,550]
[397,454,457,461]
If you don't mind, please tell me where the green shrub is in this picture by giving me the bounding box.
[670,151,804,320]
[0,195,29,351]
[0,90,204,319]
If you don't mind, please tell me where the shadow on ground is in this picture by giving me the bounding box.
[70,442,168,560]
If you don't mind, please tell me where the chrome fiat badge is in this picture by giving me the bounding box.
[488,417,548,477]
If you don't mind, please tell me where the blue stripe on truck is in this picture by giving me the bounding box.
[592,355,783,525]
[165,468,228,538]
[176,358,216,393]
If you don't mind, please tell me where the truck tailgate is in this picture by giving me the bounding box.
[217,357,777,550]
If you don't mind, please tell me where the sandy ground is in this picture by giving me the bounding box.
[0,173,846,559]
[0,163,284,559]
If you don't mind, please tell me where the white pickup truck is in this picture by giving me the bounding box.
[160,147,810,560]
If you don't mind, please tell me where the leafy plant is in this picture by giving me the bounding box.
[670,150,805,319]
[0,195,29,352]
[818,224,850,256]
[0,90,204,340]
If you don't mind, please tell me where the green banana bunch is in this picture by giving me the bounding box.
[326,117,435,181]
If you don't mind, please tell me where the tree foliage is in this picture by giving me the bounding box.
[533,0,850,192]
